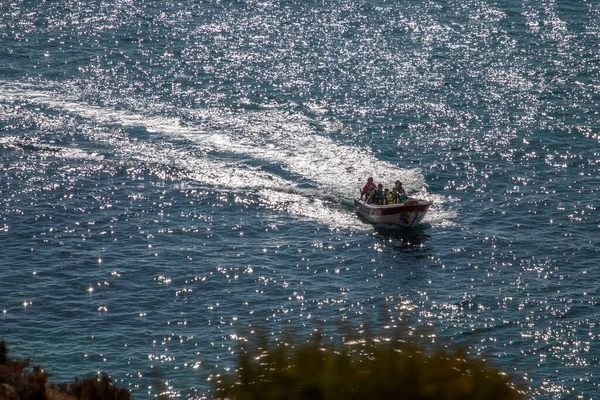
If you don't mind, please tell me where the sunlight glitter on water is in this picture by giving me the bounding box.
[5,1,600,398]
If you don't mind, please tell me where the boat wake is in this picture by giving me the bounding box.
[0,80,455,228]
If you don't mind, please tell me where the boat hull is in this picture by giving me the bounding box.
[354,198,431,227]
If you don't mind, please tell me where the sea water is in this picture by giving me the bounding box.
[1,0,599,398]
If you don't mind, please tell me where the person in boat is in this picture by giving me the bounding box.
[394,180,408,203]
[391,187,400,204]
[367,183,385,204]
[384,188,395,205]
[360,177,377,202]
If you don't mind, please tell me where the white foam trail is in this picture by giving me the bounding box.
[1,83,291,191]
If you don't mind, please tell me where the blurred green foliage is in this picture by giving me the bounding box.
[214,331,524,400]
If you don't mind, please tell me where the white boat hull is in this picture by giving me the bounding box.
[354,198,431,227]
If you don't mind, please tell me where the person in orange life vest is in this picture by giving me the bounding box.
[360,177,377,202]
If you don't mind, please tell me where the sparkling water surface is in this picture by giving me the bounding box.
[1,0,599,398]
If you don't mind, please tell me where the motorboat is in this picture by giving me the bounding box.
[354,198,431,227]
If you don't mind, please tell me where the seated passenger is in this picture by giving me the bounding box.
[394,180,407,196]
[368,183,384,204]
[393,182,408,204]
[391,187,400,204]
[384,188,395,205]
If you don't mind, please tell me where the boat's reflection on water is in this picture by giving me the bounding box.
[368,222,432,253]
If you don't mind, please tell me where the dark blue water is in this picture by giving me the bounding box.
[1,1,599,398]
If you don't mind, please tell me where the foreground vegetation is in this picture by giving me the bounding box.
[214,332,525,400]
